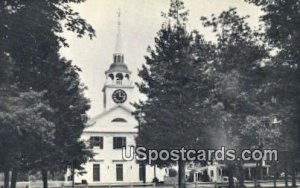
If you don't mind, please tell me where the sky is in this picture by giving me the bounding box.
[60,0,263,117]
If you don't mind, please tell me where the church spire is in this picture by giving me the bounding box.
[112,9,124,64]
[105,9,130,74]
[115,9,122,54]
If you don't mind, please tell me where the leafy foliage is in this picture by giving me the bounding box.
[245,1,300,185]
[0,89,55,175]
[0,0,94,187]
[135,1,217,188]
[136,0,214,160]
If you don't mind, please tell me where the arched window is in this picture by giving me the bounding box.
[116,73,123,80]
[108,73,114,80]
[111,118,127,123]
[125,74,129,79]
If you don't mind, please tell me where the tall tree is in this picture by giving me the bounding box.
[246,1,300,186]
[135,1,214,188]
[0,88,55,188]
[201,8,268,188]
[0,0,94,187]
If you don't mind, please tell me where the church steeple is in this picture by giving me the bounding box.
[105,9,130,74]
[103,9,133,110]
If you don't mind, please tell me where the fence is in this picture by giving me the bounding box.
[0,181,155,188]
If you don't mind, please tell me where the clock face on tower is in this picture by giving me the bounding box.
[112,89,127,104]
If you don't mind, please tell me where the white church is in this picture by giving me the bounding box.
[73,13,166,184]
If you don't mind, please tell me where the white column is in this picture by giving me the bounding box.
[248,168,251,179]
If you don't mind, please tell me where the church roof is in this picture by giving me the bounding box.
[105,60,130,74]
[86,105,134,126]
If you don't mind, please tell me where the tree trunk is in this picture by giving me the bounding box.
[51,171,55,181]
[4,169,10,188]
[178,160,186,188]
[273,163,277,188]
[273,175,276,188]
[72,166,75,188]
[143,163,146,183]
[10,168,18,188]
[41,169,48,188]
[254,162,258,188]
[259,159,263,180]
[238,162,245,188]
[291,155,296,187]
[228,164,234,188]
[284,161,288,188]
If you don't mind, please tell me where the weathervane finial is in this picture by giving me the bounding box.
[117,9,121,26]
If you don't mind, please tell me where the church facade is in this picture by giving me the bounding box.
[73,14,166,184]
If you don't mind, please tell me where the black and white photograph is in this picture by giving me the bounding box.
[0,0,299,188]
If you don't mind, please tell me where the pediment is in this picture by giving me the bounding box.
[84,104,138,133]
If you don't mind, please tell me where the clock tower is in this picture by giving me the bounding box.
[102,11,134,110]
